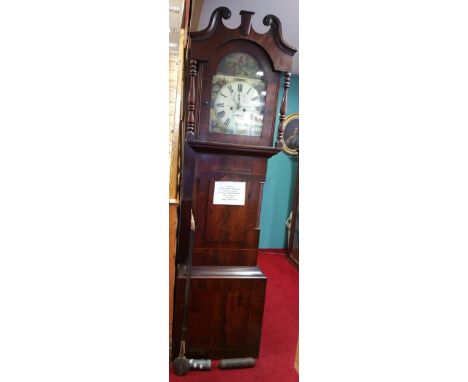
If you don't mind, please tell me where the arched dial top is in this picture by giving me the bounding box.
[209,52,266,137]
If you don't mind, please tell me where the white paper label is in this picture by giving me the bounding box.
[213,181,246,205]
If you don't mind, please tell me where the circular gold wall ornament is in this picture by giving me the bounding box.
[282,113,299,156]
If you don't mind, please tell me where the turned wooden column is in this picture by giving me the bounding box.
[185,60,198,140]
[276,72,291,149]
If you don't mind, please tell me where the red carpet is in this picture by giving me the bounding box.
[169,250,299,381]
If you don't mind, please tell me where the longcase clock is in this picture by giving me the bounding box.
[172,7,297,360]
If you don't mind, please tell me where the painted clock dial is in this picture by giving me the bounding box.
[209,52,266,136]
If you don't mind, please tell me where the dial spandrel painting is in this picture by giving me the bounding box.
[209,52,266,136]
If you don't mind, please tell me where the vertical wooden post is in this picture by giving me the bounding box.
[276,72,291,148]
[177,59,198,265]
[185,60,197,140]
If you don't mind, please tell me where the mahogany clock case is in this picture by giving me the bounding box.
[172,7,297,360]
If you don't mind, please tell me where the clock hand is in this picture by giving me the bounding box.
[232,97,240,110]
[236,92,242,110]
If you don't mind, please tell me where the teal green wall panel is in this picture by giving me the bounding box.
[259,74,299,248]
